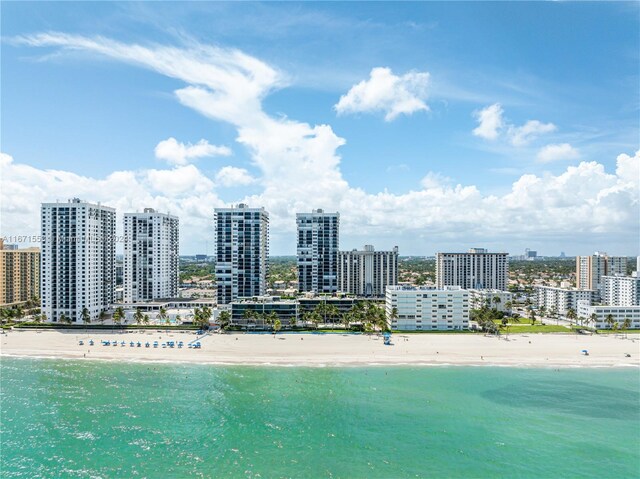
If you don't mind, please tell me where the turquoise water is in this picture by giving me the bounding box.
[1,358,638,478]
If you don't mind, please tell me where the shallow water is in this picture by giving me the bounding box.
[1,358,638,478]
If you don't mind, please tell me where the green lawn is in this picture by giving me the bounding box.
[500,325,571,333]
[596,329,640,334]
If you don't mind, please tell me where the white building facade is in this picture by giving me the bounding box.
[296,210,339,294]
[468,289,513,312]
[123,208,179,302]
[214,204,269,304]
[534,285,596,317]
[338,245,398,297]
[436,248,509,291]
[602,275,639,307]
[577,301,640,329]
[385,285,469,331]
[41,198,116,322]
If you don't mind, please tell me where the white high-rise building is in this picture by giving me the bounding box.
[296,210,339,294]
[338,245,398,297]
[41,198,116,322]
[214,204,269,304]
[123,208,179,302]
[576,252,627,294]
[602,275,640,307]
[436,248,509,291]
[385,285,469,331]
[534,285,596,317]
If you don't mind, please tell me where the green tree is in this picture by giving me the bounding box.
[133,308,144,326]
[605,314,615,330]
[99,310,106,325]
[81,307,91,325]
[143,314,150,325]
[288,314,297,330]
[273,319,282,334]
[566,308,577,328]
[218,310,231,331]
[623,317,631,338]
[158,307,168,324]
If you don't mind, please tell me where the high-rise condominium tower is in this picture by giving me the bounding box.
[296,209,339,294]
[41,198,115,322]
[0,239,40,307]
[123,208,179,302]
[338,245,398,297]
[576,252,627,294]
[436,248,509,291]
[214,204,269,304]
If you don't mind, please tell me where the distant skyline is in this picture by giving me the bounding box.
[1,2,638,256]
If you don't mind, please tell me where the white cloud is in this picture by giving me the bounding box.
[420,172,451,189]
[472,103,504,140]
[334,67,430,121]
[473,104,556,146]
[509,120,556,147]
[215,166,256,187]
[5,34,639,253]
[537,143,580,163]
[154,137,231,166]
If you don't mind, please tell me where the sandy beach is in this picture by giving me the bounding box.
[1,329,639,367]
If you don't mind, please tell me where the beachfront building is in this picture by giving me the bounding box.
[0,239,40,307]
[214,204,269,304]
[120,298,217,325]
[230,297,298,328]
[577,301,640,329]
[468,289,513,312]
[602,275,640,307]
[385,285,469,331]
[436,248,508,291]
[41,198,116,322]
[576,252,627,296]
[338,245,399,297]
[296,210,339,294]
[534,285,596,317]
[123,208,179,303]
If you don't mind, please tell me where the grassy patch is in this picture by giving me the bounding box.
[500,325,571,333]
[596,329,640,334]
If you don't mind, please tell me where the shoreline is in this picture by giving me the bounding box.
[2,329,638,368]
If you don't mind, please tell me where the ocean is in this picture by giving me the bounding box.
[1,358,638,478]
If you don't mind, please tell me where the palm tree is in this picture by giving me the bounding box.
[158,307,168,325]
[175,314,181,325]
[528,308,536,326]
[99,311,106,325]
[288,314,297,330]
[199,306,212,330]
[266,311,279,330]
[341,311,352,331]
[143,314,150,325]
[81,307,91,325]
[605,314,615,331]
[218,311,231,331]
[589,313,598,331]
[389,307,398,329]
[504,301,513,313]
[566,308,577,328]
[623,317,631,338]
[243,309,256,330]
[112,309,122,327]
[133,308,144,326]
[39,313,47,324]
[273,319,282,334]
[493,295,502,310]
[326,305,340,328]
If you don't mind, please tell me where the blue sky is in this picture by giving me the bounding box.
[1,2,638,256]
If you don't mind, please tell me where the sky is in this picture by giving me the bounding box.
[1,1,639,256]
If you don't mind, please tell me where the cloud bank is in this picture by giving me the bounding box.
[3,34,639,253]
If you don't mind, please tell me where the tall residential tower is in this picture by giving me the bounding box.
[0,239,40,307]
[436,248,509,291]
[296,210,339,294]
[338,245,398,297]
[123,208,179,302]
[576,252,627,294]
[214,204,269,304]
[40,198,115,322]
